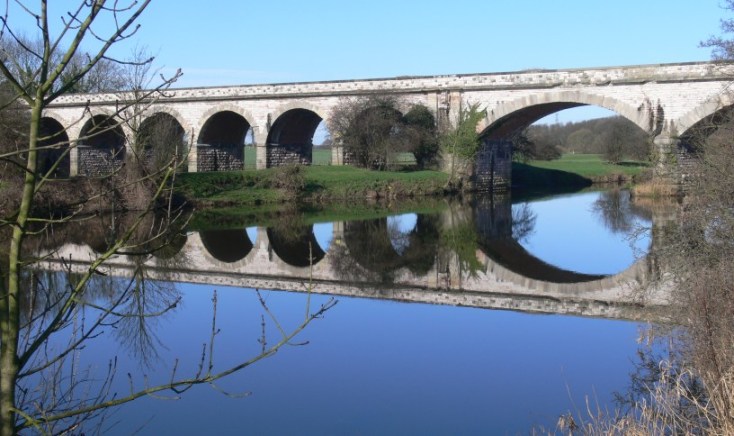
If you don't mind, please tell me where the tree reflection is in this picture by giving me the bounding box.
[2,213,335,434]
[336,214,440,283]
[511,202,536,243]
[591,189,651,235]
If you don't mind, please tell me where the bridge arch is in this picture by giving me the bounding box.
[38,117,71,178]
[196,109,251,172]
[266,107,325,167]
[77,114,126,176]
[479,91,650,139]
[145,106,190,134]
[674,92,734,139]
[137,112,187,172]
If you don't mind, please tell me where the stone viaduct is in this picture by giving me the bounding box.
[40,61,734,189]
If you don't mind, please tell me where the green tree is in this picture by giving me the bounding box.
[439,103,486,186]
[403,104,439,169]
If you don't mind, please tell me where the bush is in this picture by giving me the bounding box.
[271,164,306,199]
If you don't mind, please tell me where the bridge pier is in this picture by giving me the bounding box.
[473,139,512,191]
[651,133,691,193]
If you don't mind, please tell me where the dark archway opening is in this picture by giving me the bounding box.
[266,109,323,167]
[197,111,249,172]
[38,117,70,178]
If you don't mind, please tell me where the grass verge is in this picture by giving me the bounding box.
[176,165,450,208]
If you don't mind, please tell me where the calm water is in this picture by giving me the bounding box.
[28,189,658,435]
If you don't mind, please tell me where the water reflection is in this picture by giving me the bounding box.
[514,190,651,275]
[11,189,676,433]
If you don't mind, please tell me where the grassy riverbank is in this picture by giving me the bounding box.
[176,165,450,207]
[520,153,649,180]
[175,153,650,208]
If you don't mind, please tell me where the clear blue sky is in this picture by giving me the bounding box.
[129,0,725,86]
[8,1,730,122]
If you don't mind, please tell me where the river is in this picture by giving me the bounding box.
[19,188,667,434]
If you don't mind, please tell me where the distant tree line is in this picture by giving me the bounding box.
[515,116,652,163]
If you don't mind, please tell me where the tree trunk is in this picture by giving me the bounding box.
[0,100,41,435]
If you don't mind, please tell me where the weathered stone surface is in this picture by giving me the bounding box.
[196,144,244,172]
[77,146,124,177]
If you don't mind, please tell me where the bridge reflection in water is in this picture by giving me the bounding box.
[35,193,670,322]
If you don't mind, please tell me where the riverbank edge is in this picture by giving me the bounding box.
[176,162,648,210]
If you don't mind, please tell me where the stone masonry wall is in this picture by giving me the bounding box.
[267,144,311,167]
[78,146,124,177]
[196,144,244,172]
[474,139,512,191]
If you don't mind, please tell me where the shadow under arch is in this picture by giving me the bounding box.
[266,225,326,268]
[677,104,734,153]
[266,108,323,167]
[342,214,440,276]
[78,114,126,176]
[200,229,254,263]
[197,110,250,171]
[38,117,71,178]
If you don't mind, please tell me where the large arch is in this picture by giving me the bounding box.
[137,112,187,172]
[38,117,71,178]
[672,103,734,188]
[674,90,734,139]
[479,91,652,140]
[78,114,126,176]
[472,91,654,191]
[266,108,323,167]
[196,110,250,172]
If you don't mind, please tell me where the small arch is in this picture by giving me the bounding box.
[38,117,71,178]
[147,106,190,134]
[137,112,187,172]
[266,108,323,167]
[78,114,126,176]
[200,229,254,263]
[196,110,250,172]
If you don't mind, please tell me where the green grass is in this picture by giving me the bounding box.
[178,153,646,209]
[524,153,649,178]
[176,165,448,207]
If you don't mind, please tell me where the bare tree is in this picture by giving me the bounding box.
[328,96,437,170]
[0,2,333,434]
